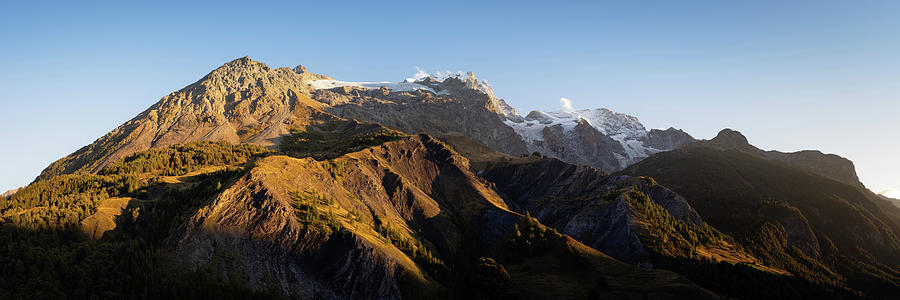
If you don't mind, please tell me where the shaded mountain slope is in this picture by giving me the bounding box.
[621,129,900,297]
[172,132,717,299]
[440,135,865,299]
[3,133,719,299]
[697,129,863,188]
[444,135,742,264]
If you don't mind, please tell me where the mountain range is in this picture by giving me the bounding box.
[2,57,898,299]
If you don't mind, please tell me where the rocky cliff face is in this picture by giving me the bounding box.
[647,127,696,150]
[308,73,530,156]
[503,109,695,172]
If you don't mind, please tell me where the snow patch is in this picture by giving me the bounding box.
[504,119,548,144]
[309,79,435,93]
[504,106,663,164]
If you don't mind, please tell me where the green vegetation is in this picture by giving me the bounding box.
[376,220,445,272]
[621,187,731,259]
[0,141,277,298]
[280,122,406,160]
[1,173,149,230]
[320,159,349,178]
[287,189,449,281]
[500,212,568,263]
[100,141,269,176]
[289,190,342,232]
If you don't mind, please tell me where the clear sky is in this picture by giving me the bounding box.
[1,1,898,194]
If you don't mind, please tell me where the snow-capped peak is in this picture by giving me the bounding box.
[308,68,517,118]
[405,67,471,83]
[504,106,661,167]
[515,108,648,139]
[308,79,436,93]
[406,68,496,99]
[406,68,519,117]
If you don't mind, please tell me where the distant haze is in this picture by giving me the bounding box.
[0,1,897,193]
[881,189,900,199]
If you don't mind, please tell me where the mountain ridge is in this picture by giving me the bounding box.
[11,56,896,298]
[35,57,694,183]
[621,129,900,297]
[692,128,863,188]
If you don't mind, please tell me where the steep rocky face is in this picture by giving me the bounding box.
[308,74,530,156]
[647,127,695,150]
[504,108,695,172]
[38,57,335,180]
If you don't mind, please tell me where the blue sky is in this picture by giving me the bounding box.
[1,1,898,193]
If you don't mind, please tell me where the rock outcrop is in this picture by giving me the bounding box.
[647,127,696,150]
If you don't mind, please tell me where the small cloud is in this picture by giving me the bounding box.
[879,188,900,199]
[406,67,429,82]
[560,97,574,111]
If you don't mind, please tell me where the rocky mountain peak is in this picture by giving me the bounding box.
[293,64,308,74]
[713,128,748,142]
[37,57,331,179]
[207,56,269,76]
[706,128,756,151]
[693,128,864,188]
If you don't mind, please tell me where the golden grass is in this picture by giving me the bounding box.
[80,197,133,240]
